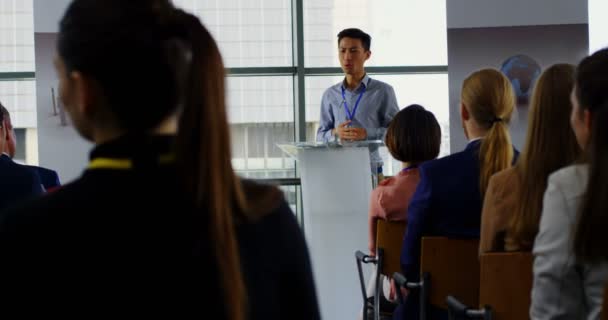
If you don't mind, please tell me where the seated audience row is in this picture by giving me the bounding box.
[380,52,608,320]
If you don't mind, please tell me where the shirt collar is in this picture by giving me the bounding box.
[342,73,371,92]
[468,137,483,144]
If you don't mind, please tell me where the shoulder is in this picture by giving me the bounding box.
[489,167,518,189]
[368,77,395,92]
[322,82,341,99]
[2,160,40,182]
[237,180,298,237]
[547,164,588,200]
[26,165,58,177]
[239,179,286,219]
[420,148,471,175]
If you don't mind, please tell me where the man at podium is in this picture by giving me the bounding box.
[316,28,399,144]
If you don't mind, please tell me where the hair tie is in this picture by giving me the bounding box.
[491,117,503,124]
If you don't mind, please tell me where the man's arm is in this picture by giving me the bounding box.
[316,91,337,142]
[370,85,399,140]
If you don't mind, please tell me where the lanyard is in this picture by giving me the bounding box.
[341,85,366,121]
[88,154,175,170]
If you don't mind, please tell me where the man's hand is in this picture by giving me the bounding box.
[333,121,367,141]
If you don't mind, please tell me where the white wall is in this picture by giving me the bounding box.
[34,1,91,183]
[33,0,71,33]
[589,0,608,53]
[448,0,588,29]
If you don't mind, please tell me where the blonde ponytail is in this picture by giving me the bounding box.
[461,69,515,196]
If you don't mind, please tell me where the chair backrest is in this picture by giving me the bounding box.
[376,219,407,277]
[420,237,480,309]
[479,252,533,320]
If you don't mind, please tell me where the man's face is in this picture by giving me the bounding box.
[338,37,370,76]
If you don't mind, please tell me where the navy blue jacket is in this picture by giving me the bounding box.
[394,140,518,320]
[0,154,44,210]
[26,165,60,190]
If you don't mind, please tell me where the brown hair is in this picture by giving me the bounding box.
[573,48,608,263]
[385,104,441,164]
[508,64,580,250]
[58,1,283,319]
[461,68,515,195]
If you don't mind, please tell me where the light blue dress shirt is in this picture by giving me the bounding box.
[316,74,399,143]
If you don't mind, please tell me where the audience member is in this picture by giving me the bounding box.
[395,69,517,320]
[0,102,43,210]
[531,48,608,319]
[0,1,320,319]
[364,104,440,309]
[0,105,61,191]
[368,104,441,255]
[480,64,580,254]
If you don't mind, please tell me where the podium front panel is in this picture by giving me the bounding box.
[299,147,372,320]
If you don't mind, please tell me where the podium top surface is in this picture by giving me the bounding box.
[277,140,384,159]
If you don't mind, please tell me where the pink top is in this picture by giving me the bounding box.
[368,168,420,255]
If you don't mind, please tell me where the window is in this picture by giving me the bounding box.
[0,0,36,164]
[170,0,448,215]
[304,0,447,67]
[172,0,292,67]
[0,0,35,72]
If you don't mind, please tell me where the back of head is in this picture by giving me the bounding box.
[58,1,248,319]
[510,63,579,250]
[461,68,515,195]
[385,104,441,164]
[58,0,188,132]
[337,28,371,51]
[573,48,608,263]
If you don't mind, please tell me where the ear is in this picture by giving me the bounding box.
[1,120,8,141]
[584,109,592,132]
[365,50,371,61]
[69,71,97,117]
[460,103,470,121]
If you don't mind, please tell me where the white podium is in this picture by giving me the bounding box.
[278,141,383,320]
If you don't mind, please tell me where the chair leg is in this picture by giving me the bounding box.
[374,249,384,320]
[419,272,430,320]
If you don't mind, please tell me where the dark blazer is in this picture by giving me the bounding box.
[26,165,61,190]
[0,154,43,210]
[0,135,320,320]
[394,140,518,320]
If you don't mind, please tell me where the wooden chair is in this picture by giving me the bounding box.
[355,220,406,320]
[446,252,534,320]
[394,237,480,320]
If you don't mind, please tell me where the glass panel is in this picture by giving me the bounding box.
[279,185,299,217]
[305,73,449,175]
[589,0,608,54]
[227,76,295,177]
[0,80,36,128]
[304,0,447,67]
[0,0,34,72]
[13,128,25,161]
[172,0,293,67]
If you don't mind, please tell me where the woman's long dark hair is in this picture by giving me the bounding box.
[573,48,608,264]
[58,1,258,319]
